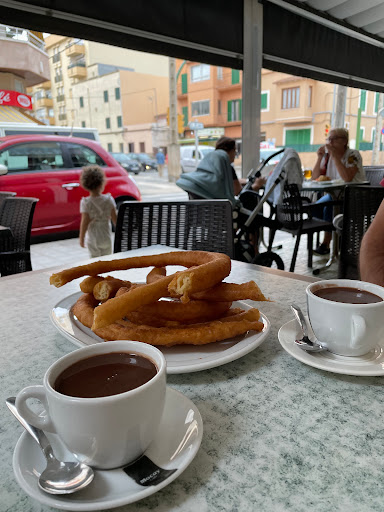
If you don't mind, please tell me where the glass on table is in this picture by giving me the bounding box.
[303,168,312,180]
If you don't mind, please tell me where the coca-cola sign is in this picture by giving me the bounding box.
[0,90,32,110]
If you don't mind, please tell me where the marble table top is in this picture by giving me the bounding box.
[1,246,383,512]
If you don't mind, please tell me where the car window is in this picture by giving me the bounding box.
[66,142,105,167]
[0,142,64,172]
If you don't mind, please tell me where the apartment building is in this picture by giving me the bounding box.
[71,69,169,153]
[27,81,55,125]
[44,35,169,152]
[176,61,383,165]
[177,60,243,145]
[0,25,50,125]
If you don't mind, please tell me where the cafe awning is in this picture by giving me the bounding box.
[0,106,38,123]
[1,0,384,91]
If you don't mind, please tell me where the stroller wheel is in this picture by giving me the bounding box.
[252,251,285,270]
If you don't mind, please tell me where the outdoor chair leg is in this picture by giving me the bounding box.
[267,229,277,251]
[307,233,313,268]
[290,234,301,272]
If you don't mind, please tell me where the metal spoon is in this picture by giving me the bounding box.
[6,397,94,495]
[290,305,327,352]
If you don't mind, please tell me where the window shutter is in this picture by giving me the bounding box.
[239,99,242,121]
[227,101,232,121]
[181,73,188,94]
[359,90,367,111]
[375,92,379,113]
[182,106,188,127]
[261,93,267,110]
[231,70,240,84]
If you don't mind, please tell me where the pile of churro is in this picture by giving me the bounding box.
[50,251,268,347]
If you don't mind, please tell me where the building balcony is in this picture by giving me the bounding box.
[68,64,87,79]
[36,97,53,108]
[0,24,50,86]
[39,80,51,89]
[58,113,67,121]
[56,94,65,103]
[66,43,85,57]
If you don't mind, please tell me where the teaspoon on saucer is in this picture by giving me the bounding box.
[6,397,94,495]
[290,305,327,353]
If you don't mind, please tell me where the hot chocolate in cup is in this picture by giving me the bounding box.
[306,279,384,357]
[15,340,166,469]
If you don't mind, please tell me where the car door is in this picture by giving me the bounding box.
[184,148,195,172]
[0,141,78,236]
[61,141,108,230]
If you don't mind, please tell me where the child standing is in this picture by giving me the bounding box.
[79,165,117,258]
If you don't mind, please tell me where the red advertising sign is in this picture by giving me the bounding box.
[0,90,33,110]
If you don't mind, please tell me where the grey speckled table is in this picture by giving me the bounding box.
[1,246,383,512]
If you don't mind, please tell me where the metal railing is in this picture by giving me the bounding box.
[52,53,61,63]
[0,24,46,52]
[58,113,67,121]
[54,75,63,83]
[68,60,86,69]
[56,94,65,103]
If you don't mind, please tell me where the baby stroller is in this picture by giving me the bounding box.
[177,147,303,269]
[235,147,303,268]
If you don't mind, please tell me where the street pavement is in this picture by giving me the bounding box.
[30,167,338,279]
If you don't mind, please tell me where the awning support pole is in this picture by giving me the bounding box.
[242,0,263,178]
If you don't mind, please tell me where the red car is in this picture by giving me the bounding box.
[0,135,141,238]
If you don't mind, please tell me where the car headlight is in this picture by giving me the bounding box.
[145,165,150,169]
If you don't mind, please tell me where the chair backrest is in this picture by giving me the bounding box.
[363,166,384,186]
[0,191,16,217]
[0,197,38,252]
[339,185,384,279]
[275,183,303,230]
[114,200,234,257]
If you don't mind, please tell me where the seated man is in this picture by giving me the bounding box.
[360,199,384,286]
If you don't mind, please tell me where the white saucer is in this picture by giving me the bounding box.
[278,318,384,376]
[51,292,271,374]
[13,387,203,511]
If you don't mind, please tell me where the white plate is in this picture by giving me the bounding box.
[278,318,384,376]
[51,292,270,374]
[303,179,344,187]
[13,387,203,511]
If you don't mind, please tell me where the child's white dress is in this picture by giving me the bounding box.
[80,193,116,257]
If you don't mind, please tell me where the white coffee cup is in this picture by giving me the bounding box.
[306,279,384,357]
[16,340,166,469]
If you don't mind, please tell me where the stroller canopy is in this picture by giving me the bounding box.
[176,149,238,206]
[264,148,303,206]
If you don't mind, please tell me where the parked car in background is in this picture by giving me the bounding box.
[110,152,142,174]
[180,145,215,173]
[0,135,141,239]
[128,152,158,171]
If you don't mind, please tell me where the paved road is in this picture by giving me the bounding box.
[132,167,188,201]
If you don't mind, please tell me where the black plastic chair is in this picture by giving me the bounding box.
[0,191,16,216]
[0,197,38,276]
[114,200,234,258]
[363,166,384,186]
[338,185,384,279]
[273,184,335,272]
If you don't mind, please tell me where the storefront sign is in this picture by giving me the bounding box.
[198,127,225,138]
[0,90,32,110]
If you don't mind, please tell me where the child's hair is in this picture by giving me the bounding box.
[80,165,106,192]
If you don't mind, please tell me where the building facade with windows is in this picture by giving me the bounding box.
[71,69,169,154]
[0,25,50,125]
[27,81,55,125]
[176,61,383,166]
